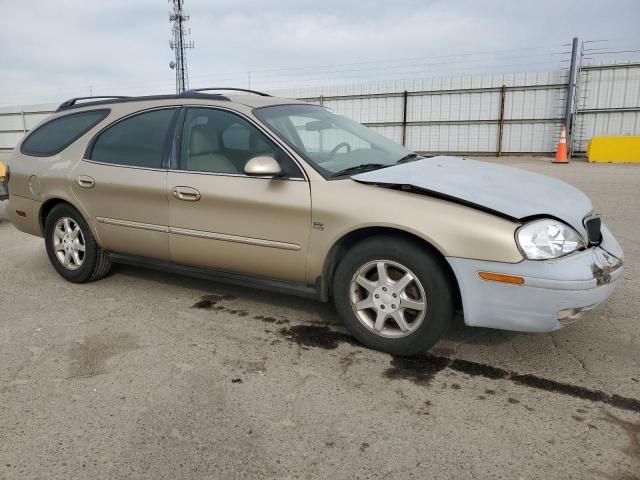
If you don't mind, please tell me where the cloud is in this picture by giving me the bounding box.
[0,0,638,105]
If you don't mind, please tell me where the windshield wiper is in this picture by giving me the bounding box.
[330,163,388,178]
[395,153,420,164]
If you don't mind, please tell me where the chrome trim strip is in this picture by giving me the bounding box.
[168,168,305,181]
[96,217,168,233]
[81,159,167,172]
[168,226,301,251]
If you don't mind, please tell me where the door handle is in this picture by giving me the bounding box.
[172,186,201,202]
[76,175,95,189]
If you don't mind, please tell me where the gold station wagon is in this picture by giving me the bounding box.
[4,88,624,355]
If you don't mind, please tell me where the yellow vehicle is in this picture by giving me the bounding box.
[5,89,624,355]
[0,160,8,200]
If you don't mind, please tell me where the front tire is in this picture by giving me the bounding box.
[44,203,111,283]
[333,236,454,356]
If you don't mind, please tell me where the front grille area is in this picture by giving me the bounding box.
[584,216,602,245]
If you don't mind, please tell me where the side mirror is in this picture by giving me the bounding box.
[244,156,282,177]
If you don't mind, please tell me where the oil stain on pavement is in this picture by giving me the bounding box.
[191,294,237,309]
[68,332,139,378]
[278,324,640,414]
[188,294,640,415]
[280,325,358,350]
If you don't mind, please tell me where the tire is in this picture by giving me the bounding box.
[333,236,454,356]
[44,203,111,283]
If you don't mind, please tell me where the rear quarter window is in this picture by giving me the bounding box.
[88,108,176,169]
[20,109,110,157]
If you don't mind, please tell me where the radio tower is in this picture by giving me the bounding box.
[169,0,194,94]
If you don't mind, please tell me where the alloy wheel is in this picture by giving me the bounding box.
[349,260,427,338]
[52,217,86,270]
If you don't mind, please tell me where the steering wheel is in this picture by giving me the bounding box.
[329,142,352,157]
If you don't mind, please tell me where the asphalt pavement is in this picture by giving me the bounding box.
[1,156,639,479]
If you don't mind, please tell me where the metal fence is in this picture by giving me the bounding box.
[0,104,57,154]
[1,62,638,157]
[572,63,640,153]
[270,70,568,155]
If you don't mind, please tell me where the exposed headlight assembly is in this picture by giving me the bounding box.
[516,219,585,260]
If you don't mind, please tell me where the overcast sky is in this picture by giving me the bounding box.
[1,0,639,106]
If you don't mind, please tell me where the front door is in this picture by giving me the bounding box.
[71,108,177,260]
[167,107,311,283]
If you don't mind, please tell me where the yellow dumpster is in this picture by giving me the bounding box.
[587,136,640,163]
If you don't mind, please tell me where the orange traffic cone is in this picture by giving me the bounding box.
[553,126,569,163]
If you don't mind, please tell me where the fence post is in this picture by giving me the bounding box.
[497,85,507,157]
[21,111,27,132]
[401,90,408,146]
[564,36,579,152]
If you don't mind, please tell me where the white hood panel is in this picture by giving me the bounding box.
[352,156,593,236]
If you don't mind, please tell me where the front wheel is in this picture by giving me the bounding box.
[333,237,454,355]
[44,203,111,283]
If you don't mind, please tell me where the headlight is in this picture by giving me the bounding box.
[516,219,585,260]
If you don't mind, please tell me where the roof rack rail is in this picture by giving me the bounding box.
[57,96,131,111]
[182,87,271,97]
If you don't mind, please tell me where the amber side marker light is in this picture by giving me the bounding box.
[16,210,27,217]
[478,272,525,285]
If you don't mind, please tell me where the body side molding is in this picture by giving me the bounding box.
[107,252,321,300]
[168,226,301,251]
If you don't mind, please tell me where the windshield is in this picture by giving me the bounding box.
[254,104,414,178]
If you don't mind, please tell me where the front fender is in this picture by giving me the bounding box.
[305,179,523,284]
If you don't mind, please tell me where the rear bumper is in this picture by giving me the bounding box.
[447,241,623,333]
[7,194,43,237]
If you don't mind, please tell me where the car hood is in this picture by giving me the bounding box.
[352,156,593,237]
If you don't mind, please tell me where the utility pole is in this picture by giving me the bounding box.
[564,36,579,148]
[169,0,194,94]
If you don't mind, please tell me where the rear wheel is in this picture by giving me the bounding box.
[44,204,111,283]
[333,237,454,355]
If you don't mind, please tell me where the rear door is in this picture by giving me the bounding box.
[71,107,177,260]
[167,106,311,283]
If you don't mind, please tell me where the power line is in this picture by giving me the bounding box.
[187,44,567,81]
[4,41,640,105]
[0,44,571,97]
[0,57,573,106]
[0,47,567,98]
[190,52,568,84]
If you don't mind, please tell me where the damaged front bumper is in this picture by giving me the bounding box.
[446,230,623,333]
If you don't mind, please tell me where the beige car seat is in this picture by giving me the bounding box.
[187,125,237,174]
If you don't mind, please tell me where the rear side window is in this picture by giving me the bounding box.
[89,108,176,169]
[21,109,109,157]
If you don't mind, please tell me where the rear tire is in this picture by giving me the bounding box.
[333,236,454,356]
[44,203,111,283]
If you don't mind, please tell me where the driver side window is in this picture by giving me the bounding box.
[180,108,302,178]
